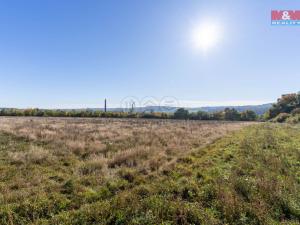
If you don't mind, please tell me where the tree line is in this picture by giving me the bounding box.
[0,107,258,121]
[3,91,300,123]
[173,108,257,121]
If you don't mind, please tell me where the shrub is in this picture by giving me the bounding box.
[271,113,291,123]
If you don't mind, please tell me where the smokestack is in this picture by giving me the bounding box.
[104,99,107,112]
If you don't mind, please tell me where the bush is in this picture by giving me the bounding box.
[271,113,291,123]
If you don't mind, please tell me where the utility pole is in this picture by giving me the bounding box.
[104,99,107,112]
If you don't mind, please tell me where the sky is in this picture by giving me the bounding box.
[0,0,299,109]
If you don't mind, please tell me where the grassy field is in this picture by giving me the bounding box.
[0,117,299,224]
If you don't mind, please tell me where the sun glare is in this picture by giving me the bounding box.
[191,21,222,52]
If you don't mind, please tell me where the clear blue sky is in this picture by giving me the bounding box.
[0,0,299,108]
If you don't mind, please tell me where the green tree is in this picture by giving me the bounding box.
[241,110,257,121]
[211,111,224,120]
[197,111,210,120]
[224,108,241,121]
[174,108,189,120]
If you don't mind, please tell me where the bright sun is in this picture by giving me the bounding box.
[191,21,222,52]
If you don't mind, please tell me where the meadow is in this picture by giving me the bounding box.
[0,117,299,224]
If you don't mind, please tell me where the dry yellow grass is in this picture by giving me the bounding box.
[8,145,54,165]
[0,117,252,176]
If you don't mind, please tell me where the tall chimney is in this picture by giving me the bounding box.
[104,99,107,112]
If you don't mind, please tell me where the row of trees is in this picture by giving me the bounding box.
[173,108,257,121]
[0,108,168,119]
[0,107,258,121]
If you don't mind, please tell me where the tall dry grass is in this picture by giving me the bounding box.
[0,117,251,174]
